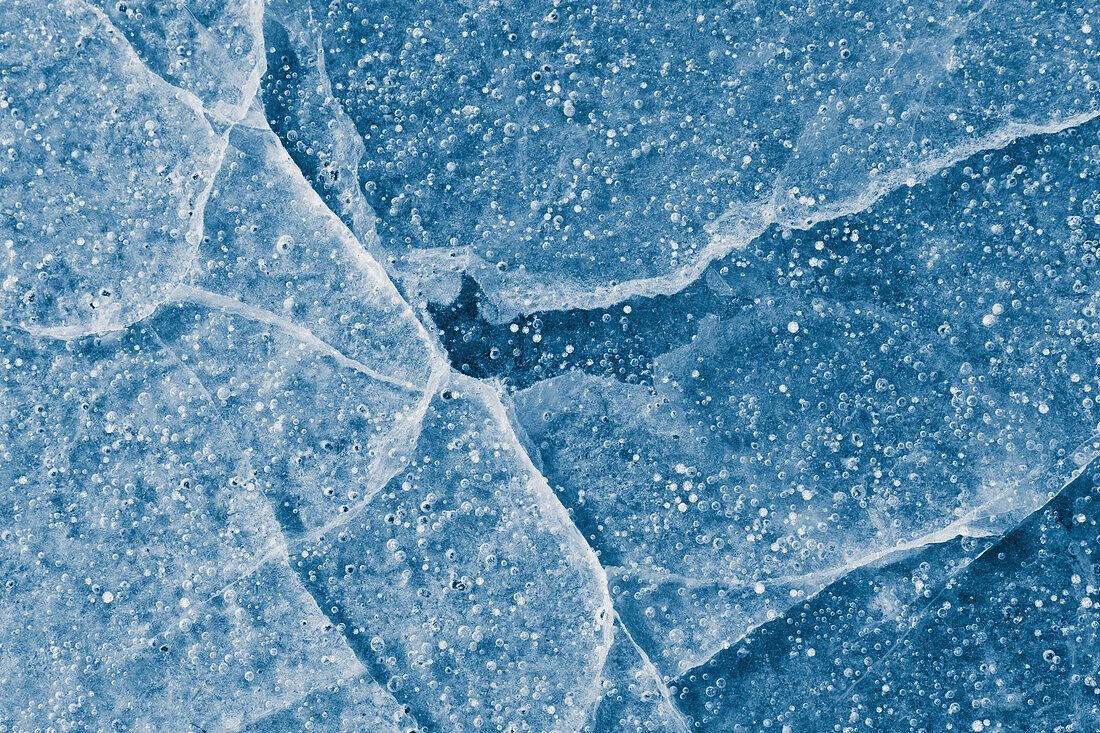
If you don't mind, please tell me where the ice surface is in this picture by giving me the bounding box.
[671,455,1100,731]
[0,0,267,339]
[5,0,1100,730]
[509,118,1100,679]
[261,0,1099,320]
[88,0,265,127]
[293,374,613,731]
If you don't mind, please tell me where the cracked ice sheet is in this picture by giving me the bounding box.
[290,372,614,732]
[0,324,369,730]
[260,0,1098,321]
[670,453,1100,731]
[145,111,616,727]
[1,87,615,728]
[0,0,227,338]
[151,111,439,539]
[0,107,429,730]
[0,112,437,728]
[509,117,1100,680]
[582,616,691,733]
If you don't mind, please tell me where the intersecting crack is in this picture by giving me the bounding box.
[172,284,426,393]
[145,323,426,731]
[76,0,265,129]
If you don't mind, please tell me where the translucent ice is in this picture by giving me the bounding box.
[0,324,368,729]
[5,0,1100,729]
[671,454,1100,731]
[88,0,265,126]
[293,374,613,731]
[584,616,690,733]
[0,0,227,337]
[1,87,613,729]
[511,118,1100,678]
[261,0,1100,319]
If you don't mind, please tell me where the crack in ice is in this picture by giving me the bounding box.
[171,284,425,393]
[486,109,1100,320]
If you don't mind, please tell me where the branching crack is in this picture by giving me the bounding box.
[482,108,1100,320]
[172,284,425,392]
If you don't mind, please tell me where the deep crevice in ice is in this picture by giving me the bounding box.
[478,109,1100,321]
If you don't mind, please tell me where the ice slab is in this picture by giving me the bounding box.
[291,373,614,732]
[512,117,1100,679]
[260,0,1099,320]
[156,111,615,728]
[671,454,1100,731]
[0,0,226,338]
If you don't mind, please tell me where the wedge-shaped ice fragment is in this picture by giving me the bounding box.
[516,370,1041,679]
[672,454,1100,732]
[290,374,614,732]
[0,0,225,337]
[0,325,366,730]
[513,118,1100,677]
[260,3,380,259]
[90,0,265,126]
[146,303,433,537]
[184,108,437,387]
[261,0,1099,319]
[583,617,690,733]
[668,532,996,730]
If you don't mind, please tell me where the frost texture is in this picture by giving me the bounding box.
[4,0,1100,731]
